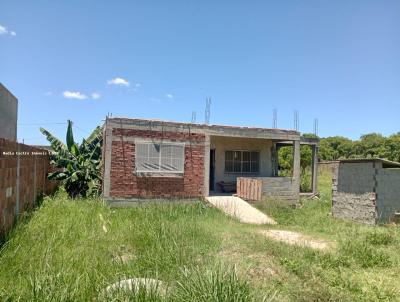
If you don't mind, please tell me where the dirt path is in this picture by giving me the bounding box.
[259,229,332,250]
[206,196,277,225]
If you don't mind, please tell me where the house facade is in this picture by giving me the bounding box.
[102,117,318,203]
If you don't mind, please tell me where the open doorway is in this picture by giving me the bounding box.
[209,149,215,191]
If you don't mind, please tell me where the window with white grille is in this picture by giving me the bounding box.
[225,150,260,173]
[135,141,185,173]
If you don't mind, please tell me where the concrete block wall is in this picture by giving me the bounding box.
[317,161,339,177]
[376,169,400,223]
[336,162,377,194]
[0,138,58,236]
[332,192,377,224]
[107,128,206,199]
[261,177,297,204]
[332,161,400,224]
[332,162,378,224]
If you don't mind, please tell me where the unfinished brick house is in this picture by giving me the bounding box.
[102,117,318,204]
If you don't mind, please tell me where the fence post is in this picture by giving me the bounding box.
[15,143,20,221]
[33,154,37,206]
[42,158,45,195]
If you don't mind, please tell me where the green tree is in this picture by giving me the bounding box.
[318,136,353,160]
[355,133,386,158]
[40,120,102,198]
[384,133,400,162]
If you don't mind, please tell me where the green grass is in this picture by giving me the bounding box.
[1,172,400,301]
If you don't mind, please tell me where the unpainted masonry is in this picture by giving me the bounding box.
[332,160,400,224]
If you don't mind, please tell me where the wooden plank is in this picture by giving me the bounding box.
[250,179,254,200]
[253,179,256,200]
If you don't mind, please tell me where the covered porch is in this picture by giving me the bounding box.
[206,134,318,204]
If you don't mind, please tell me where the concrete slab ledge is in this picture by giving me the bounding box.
[104,197,201,208]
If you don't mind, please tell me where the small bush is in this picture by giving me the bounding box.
[365,231,394,246]
[318,253,351,269]
[340,240,392,268]
[279,258,306,276]
[172,265,252,302]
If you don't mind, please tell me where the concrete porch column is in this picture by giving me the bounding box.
[292,140,301,199]
[311,145,318,194]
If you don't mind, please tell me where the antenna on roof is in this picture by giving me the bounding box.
[294,110,299,131]
[191,111,197,123]
[272,108,277,128]
[205,97,211,125]
[313,118,319,136]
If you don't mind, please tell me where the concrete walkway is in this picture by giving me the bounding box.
[205,196,277,225]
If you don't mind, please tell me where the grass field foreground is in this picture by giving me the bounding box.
[1,172,400,301]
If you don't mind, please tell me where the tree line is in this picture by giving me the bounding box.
[317,133,400,162]
[279,132,400,171]
[278,132,400,192]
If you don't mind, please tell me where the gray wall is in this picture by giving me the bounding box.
[261,176,297,204]
[376,168,400,223]
[336,162,376,194]
[332,162,377,224]
[0,83,18,141]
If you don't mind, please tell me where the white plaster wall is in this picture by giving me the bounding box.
[210,136,273,185]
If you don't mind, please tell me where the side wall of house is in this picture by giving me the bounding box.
[210,136,273,186]
[0,84,18,141]
[375,168,400,223]
[107,128,206,199]
[332,162,378,224]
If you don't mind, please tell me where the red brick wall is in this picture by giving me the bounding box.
[0,139,58,236]
[109,129,205,198]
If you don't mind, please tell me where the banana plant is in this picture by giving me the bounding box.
[40,120,102,198]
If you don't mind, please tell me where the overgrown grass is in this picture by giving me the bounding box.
[1,171,400,301]
[0,195,255,301]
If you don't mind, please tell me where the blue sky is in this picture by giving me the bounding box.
[1,1,400,145]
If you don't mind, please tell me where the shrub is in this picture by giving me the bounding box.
[172,265,252,302]
[365,231,394,246]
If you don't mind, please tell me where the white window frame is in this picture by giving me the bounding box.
[135,140,185,174]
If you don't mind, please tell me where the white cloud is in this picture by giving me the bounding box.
[165,93,174,99]
[0,25,7,35]
[0,25,16,36]
[44,91,53,96]
[91,92,101,99]
[63,91,88,100]
[107,77,130,86]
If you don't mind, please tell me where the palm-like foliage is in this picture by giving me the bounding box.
[40,120,102,198]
